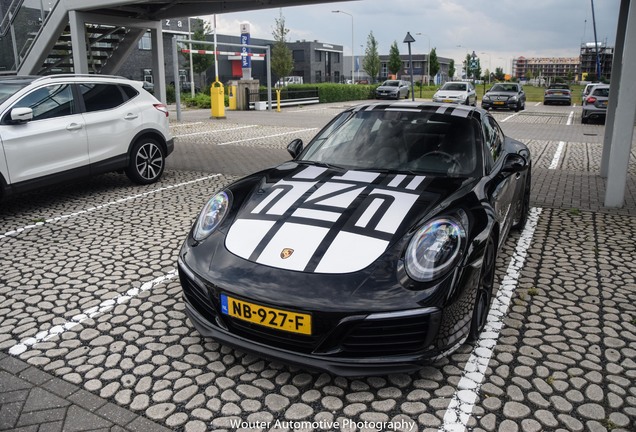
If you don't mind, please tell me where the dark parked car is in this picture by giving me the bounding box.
[178,101,531,376]
[481,83,526,111]
[544,83,571,105]
[375,79,410,99]
[582,84,609,124]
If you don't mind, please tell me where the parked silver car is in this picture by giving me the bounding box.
[581,84,609,124]
[433,81,476,106]
[375,80,410,100]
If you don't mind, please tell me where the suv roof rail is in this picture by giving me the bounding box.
[32,74,128,82]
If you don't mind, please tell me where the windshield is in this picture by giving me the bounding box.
[0,82,32,104]
[300,108,479,177]
[381,80,400,87]
[441,83,467,91]
[592,87,610,97]
[491,84,518,92]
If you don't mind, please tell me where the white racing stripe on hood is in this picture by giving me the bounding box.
[315,232,389,273]
[225,219,276,258]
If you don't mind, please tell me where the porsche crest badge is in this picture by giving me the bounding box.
[280,248,294,259]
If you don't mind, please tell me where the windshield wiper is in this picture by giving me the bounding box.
[299,160,347,171]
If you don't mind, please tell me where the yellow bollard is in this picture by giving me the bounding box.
[210,81,226,119]
[228,85,237,110]
[276,89,281,112]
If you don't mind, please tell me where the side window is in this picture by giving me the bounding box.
[482,115,503,165]
[11,84,75,121]
[80,84,126,112]
[120,85,139,100]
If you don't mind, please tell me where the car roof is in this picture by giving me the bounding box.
[349,100,481,116]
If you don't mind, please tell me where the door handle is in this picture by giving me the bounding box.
[66,123,82,131]
[124,113,139,120]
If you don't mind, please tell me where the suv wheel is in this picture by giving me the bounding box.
[126,138,165,184]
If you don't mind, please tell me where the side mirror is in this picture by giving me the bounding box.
[287,138,303,159]
[10,107,33,123]
[502,153,528,174]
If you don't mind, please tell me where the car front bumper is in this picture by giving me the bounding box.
[176,255,472,376]
[481,99,520,110]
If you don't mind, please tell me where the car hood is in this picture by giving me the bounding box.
[435,90,468,97]
[224,162,472,274]
[376,85,399,91]
[485,91,517,98]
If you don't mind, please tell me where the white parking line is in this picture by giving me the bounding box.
[501,112,519,122]
[440,207,542,432]
[0,174,221,240]
[566,110,574,125]
[217,128,318,146]
[9,270,178,356]
[175,125,257,137]
[550,141,566,169]
[534,102,541,107]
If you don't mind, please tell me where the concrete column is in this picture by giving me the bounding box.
[604,0,636,208]
[69,10,88,74]
[150,22,166,104]
[601,0,629,177]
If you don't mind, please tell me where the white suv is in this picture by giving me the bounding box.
[0,74,174,199]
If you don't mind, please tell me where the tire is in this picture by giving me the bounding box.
[125,138,165,184]
[512,167,531,230]
[468,236,496,342]
[405,91,409,99]
[581,115,588,124]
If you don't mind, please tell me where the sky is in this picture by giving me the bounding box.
[204,0,621,75]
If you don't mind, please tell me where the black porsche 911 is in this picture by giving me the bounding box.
[177,101,531,376]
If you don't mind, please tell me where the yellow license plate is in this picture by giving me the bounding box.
[442,99,453,103]
[494,101,505,105]
[220,294,312,335]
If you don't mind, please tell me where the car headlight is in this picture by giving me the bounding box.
[405,217,466,281]
[510,96,518,102]
[193,191,230,241]
[458,94,467,100]
[483,95,490,101]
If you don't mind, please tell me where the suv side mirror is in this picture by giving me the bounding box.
[287,138,303,159]
[10,107,33,123]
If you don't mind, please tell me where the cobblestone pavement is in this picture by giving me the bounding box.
[0,101,634,432]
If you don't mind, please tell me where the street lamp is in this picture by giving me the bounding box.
[403,31,415,101]
[332,10,354,84]
[415,32,430,86]
[480,51,492,83]
[188,17,196,97]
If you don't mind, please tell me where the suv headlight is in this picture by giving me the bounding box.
[405,217,466,281]
[193,191,231,241]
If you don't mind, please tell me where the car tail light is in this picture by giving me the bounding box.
[153,103,169,117]
[586,96,597,104]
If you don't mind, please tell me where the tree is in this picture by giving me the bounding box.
[362,31,380,83]
[388,41,401,77]
[428,48,440,82]
[271,10,294,81]
[448,59,455,80]
[525,69,534,81]
[495,67,505,81]
[182,20,214,88]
